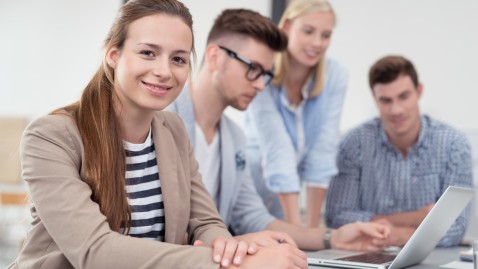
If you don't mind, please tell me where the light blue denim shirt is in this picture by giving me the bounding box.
[244,58,348,194]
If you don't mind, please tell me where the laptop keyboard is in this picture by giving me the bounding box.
[337,252,397,264]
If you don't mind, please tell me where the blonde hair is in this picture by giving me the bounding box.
[273,0,335,97]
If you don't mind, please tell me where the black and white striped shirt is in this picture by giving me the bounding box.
[123,130,165,241]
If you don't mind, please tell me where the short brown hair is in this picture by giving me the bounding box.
[207,9,287,51]
[369,55,419,90]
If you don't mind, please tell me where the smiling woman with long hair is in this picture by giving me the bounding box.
[7,0,257,268]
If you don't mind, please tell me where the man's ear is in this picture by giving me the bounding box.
[105,47,120,69]
[417,83,424,99]
[205,44,220,71]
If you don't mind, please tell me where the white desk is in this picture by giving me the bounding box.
[309,247,469,269]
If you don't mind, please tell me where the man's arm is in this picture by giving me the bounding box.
[229,165,277,235]
[437,135,474,247]
[371,218,416,246]
[369,203,434,247]
[266,220,389,251]
[325,132,376,227]
[371,203,434,227]
[266,220,324,250]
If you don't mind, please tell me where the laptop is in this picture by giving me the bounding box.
[308,186,474,269]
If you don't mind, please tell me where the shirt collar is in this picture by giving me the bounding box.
[279,75,314,109]
[379,115,430,153]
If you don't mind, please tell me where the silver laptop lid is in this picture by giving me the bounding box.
[388,186,474,269]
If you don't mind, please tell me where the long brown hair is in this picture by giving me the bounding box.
[53,0,194,233]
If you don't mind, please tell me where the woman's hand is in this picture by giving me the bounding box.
[227,244,308,269]
[235,230,297,248]
[193,237,257,267]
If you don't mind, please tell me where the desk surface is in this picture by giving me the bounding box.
[308,247,468,269]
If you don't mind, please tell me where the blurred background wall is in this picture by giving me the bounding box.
[1,0,477,133]
[1,0,477,266]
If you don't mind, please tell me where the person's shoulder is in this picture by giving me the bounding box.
[326,57,346,70]
[343,118,380,141]
[323,57,349,92]
[26,111,78,138]
[22,111,82,157]
[221,114,244,134]
[154,110,184,130]
[325,57,349,78]
[250,84,278,107]
[339,118,379,149]
[425,115,469,145]
[221,114,246,143]
[153,111,192,150]
[424,116,473,165]
[265,82,281,92]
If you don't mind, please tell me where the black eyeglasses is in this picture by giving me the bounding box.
[219,46,274,86]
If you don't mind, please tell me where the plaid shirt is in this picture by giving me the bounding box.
[325,115,473,247]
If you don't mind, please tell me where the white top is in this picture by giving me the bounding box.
[279,80,310,162]
[194,123,220,205]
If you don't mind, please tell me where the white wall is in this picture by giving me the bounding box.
[0,0,121,118]
[327,0,478,132]
[1,0,477,133]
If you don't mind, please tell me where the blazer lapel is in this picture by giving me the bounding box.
[151,114,180,243]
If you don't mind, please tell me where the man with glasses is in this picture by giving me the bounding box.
[167,8,389,251]
[218,45,275,85]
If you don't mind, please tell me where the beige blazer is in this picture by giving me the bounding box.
[8,111,230,269]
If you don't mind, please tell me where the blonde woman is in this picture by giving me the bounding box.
[245,0,348,228]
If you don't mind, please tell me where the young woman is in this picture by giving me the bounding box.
[245,0,348,228]
[8,1,308,268]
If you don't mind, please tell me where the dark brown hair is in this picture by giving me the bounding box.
[52,0,193,233]
[369,55,419,90]
[207,8,287,52]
